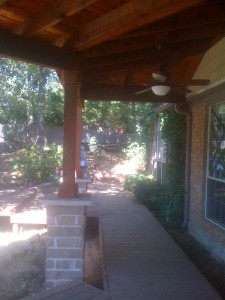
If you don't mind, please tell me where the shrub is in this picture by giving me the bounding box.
[124,173,148,191]
[12,144,63,185]
[124,174,183,226]
[124,174,163,214]
[134,179,164,214]
[162,192,184,226]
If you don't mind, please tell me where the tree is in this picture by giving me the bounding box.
[82,100,133,132]
[83,99,159,171]
[135,102,158,170]
[0,58,64,128]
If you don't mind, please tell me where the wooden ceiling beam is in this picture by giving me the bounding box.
[81,85,186,103]
[0,28,78,70]
[116,2,225,39]
[0,0,8,6]
[57,0,207,50]
[81,38,211,72]
[13,0,99,37]
[81,23,225,59]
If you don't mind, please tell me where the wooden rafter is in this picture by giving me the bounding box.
[56,0,207,50]
[81,23,225,59]
[0,0,223,103]
[81,84,186,103]
[0,0,7,6]
[118,2,225,39]
[14,0,99,36]
[81,39,212,73]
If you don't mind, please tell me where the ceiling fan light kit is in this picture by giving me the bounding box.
[152,85,171,96]
[136,43,209,97]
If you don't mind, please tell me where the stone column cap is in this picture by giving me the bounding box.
[42,195,92,207]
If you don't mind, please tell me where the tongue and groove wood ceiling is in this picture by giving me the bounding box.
[0,0,224,103]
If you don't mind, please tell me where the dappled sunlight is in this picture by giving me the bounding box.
[91,158,140,184]
[0,228,47,247]
[89,180,124,196]
[0,188,21,199]
[97,186,122,195]
[112,159,139,177]
[87,151,143,196]
[0,152,22,187]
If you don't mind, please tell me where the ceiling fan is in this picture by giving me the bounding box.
[135,45,210,96]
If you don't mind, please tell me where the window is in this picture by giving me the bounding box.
[206,102,225,228]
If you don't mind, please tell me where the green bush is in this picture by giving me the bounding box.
[134,179,164,214]
[124,174,183,226]
[124,173,148,191]
[124,174,163,214]
[12,144,63,185]
[162,193,184,226]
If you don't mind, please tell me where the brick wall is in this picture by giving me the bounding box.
[44,201,87,288]
[189,104,206,225]
[189,103,225,261]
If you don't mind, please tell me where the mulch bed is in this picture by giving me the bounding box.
[165,226,225,299]
[84,217,103,290]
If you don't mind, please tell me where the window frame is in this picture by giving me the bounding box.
[205,102,225,229]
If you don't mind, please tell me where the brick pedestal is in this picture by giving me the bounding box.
[43,198,91,288]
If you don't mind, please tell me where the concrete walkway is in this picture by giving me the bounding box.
[90,181,221,300]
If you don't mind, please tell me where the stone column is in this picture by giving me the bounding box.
[44,199,91,288]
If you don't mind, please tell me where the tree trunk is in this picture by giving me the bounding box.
[36,67,47,146]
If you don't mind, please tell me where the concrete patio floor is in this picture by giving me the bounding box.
[89,181,222,300]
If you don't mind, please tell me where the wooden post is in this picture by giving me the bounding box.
[58,70,80,198]
[75,95,83,179]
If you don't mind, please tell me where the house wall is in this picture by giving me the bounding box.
[188,37,225,260]
[189,100,225,261]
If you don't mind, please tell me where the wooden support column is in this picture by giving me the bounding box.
[58,70,80,198]
[75,96,83,179]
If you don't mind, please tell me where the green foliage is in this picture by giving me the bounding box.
[159,108,187,226]
[125,173,183,226]
[12,145,63,185]
[123,142,146,170]
[44,90,64,125]
[124,174,164,215]
[83,100,133,132]
[134,180,164,214]
[135,103,158,139]
[123,108,187,227]
[124,173,150,191]
[0,58,64,126]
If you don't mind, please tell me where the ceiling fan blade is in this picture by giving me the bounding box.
[152,72,167,83]
[135,87,152,95]
[172,86,191,94]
